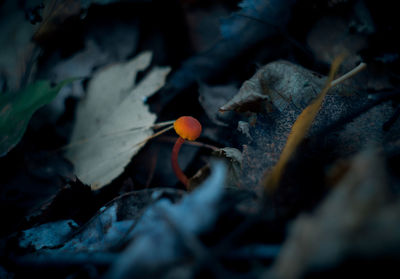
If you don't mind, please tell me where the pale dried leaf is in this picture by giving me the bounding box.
[215,147,243,187]
[65,52,171,189]
[220,147,243,166]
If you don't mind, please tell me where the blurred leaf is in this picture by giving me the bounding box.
[261,56,344,192]
[266,148,391,279]
[0,1,36,91]
[0,79,74,156]
[107,162,227,279]
[65,52,171,189]
[20,219,79,250]
[33,0,81,44]
[20,188,184,253]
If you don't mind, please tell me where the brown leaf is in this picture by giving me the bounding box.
[219,61,330,113]
[33,0,81,44]
[261,56,344,192]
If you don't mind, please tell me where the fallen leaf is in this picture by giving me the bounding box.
[33,0,82,44]
[198,83,238,126]
[237,120,252,140]
[219,147,243,187]
[20,219,79,250]
[19,188,184,253]
[0,79,74,156]
[261,56,343,192]
[266,148,392,279]
[219,147,243,165]
[107,162,227,279]
[65,52,171,189]
[59,189,183,252]
[220,61,334,113]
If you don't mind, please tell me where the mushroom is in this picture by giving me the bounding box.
[171,116,202,189]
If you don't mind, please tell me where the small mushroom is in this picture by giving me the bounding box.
[171,116,202,189]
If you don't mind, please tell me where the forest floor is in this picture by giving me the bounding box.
[1,0,400,278]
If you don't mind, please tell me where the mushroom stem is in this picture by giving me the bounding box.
[171,136,189,188]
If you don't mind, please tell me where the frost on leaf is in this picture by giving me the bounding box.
[65,52,171,189]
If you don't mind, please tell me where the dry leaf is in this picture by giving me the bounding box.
[33,0,81,44]
[220,61,333,113]
[266,148,391,279]
[261,56,344,192]
[198,83,238,126]
[65,52,171,189]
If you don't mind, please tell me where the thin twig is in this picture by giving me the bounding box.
[133,125,174,148]
[159,136,220,152]
[330,62,367,87]
[57,122,175,152]
[152,120,175,129]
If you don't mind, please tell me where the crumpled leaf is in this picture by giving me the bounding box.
[198,83,238,126]
[107,162,227,279]
[0,79,74,156]
[220,60,339,113]
[19,188,184,252]
[65,52,171,189]
[219,147,243,187]
[237,120,252,140]
[17,163,226,278]
[261,56,343,192]
[266,148,394,279]
[20,220,79,250]
[220,147,243,166]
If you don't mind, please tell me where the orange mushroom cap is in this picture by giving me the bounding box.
[173,116,202,141]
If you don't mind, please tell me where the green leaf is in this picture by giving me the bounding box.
[0,79,74,156]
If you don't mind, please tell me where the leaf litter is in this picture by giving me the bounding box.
[2,0,400,278]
